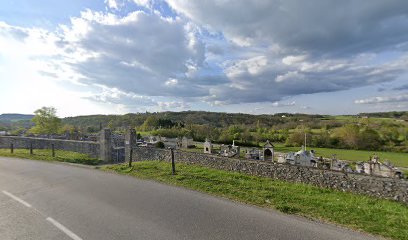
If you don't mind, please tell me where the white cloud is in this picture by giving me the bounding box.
[0,10,206,114]
[2,1,408,115]
[275,71,304,83]
[105,0,123,10]
[224,56,268,78]
[50,10,207,98]
[271,101,296,107]
[158,101,190,110]
[85,85,156,106]
[165,78,178,86]
[282,55,307,65]
[354,94,408,104]
[132,0,152,8]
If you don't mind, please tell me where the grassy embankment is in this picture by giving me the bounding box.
[0,149,101,165]
[103,161,408,240]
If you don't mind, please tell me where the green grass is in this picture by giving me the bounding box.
[137,131,152,137]
[274,143,408,167]
[0,148,101,165]
[103,161,408,240]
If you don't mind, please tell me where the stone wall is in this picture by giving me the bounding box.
[132,147,408,205]
[0,136,100,158]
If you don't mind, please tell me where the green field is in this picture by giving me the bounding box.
[274,143,408,167]
[103,161,408,240]
[0,149,101,165]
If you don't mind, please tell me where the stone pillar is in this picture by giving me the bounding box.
[99,128,112,163]
[125,127,137,162]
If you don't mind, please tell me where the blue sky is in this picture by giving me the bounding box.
[0,0,407,117]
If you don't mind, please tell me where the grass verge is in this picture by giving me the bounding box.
[103,161,408,240]
[0,148,101,165]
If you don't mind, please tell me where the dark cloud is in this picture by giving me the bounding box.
[167,0,408,56]
[55,10,207,98]
[207,53,406,104]
[393,84,408,91]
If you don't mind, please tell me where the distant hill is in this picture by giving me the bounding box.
[62,111,325,129]
[358,111,408,119]
[0,114,34,122]
[59,110,408,134]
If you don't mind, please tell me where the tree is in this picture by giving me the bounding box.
[357,128,382,150]
[141,116,159,131]
[285,130,311,147]
[60,124,76,135]
[334,124,360,149]
[29,107,62,135]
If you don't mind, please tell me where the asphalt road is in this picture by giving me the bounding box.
[0,157,379,240]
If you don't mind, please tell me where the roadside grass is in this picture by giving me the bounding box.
[0,148,101,165]
[274,143,408,167]
[103,161,408,240]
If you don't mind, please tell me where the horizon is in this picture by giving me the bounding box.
[1,109,406,119]
[1,1,408,117]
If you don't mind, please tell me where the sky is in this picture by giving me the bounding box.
[0,0,407,117]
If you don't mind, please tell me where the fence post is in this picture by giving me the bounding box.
[125,127,136,163]
[10,143,13,154]
[171,148,176,175]
[51,144,55,157]
[128,148,133,168]
[30,143,33,155]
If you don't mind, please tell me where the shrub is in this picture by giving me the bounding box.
[155,141,165,148]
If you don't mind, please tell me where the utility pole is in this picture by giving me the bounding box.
[299,119,306,150]
[170,148,176,175]
[305,132,307,151]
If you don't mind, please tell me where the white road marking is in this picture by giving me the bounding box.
[46,217,83,240]
[2,190,83,239]
[2,190,32,208]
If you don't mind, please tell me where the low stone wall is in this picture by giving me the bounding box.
[0,136,100,158]
[133,147,408,205]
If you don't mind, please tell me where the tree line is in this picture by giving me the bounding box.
[3,107,408,153]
